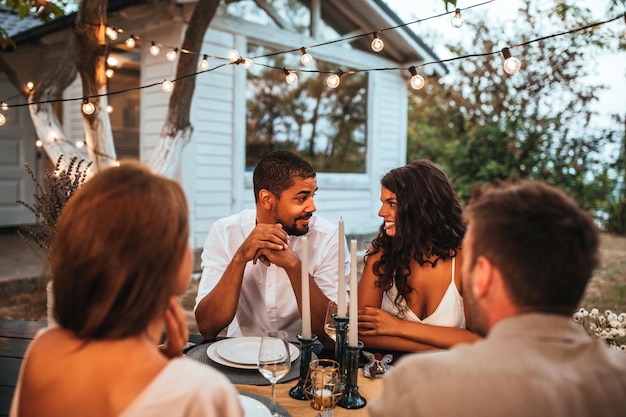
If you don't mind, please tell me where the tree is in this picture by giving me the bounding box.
[0,0,220,176]
[407,0,625,231]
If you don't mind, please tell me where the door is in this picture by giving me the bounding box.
[0,82,36,227]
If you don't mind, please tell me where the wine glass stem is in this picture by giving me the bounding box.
[271,382,277,416]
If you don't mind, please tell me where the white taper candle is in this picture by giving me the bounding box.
[348,239,358,347]
[301,236,312,339]
[337,218,347,318]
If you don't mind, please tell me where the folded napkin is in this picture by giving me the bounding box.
[363,351,393,378]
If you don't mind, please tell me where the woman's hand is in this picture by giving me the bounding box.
[159,297,189,358]
[358,306,402,336]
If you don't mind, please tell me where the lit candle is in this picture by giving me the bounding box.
[301,236,311,339]
[348,239,358,347]
[337,218,347,318]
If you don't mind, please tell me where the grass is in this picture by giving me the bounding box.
[579,233,626,314]
[2,233,626,334]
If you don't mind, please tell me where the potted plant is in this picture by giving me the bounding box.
[17,155,92,325]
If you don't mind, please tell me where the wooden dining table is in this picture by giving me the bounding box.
[234,369,381,417]
[0,319,385,417]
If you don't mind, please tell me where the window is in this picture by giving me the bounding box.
[245,43,367,173]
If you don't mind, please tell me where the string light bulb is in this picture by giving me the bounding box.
[75,140,85,148]
[326,70,343,89]
[105,26,119,41]
[0,113,5,126]
[501,47,521,74]
[35,139,43,147]
[106,105,113,113]
[149,41,160,56]
[26,82,34,91]
[105,68,114,78]
[162,80,174,92]
[371,33,385,52]
[166,48,178,62]
[408,66,425,90]
[300,47,313,66]
[125,35,136,49]
[199,54,209,71]
[81,98,95,115]
[243,58,253,69]
[282,67,298,85]
[451,8,464,28]
[1,102,7,111]
[228,49,240,62]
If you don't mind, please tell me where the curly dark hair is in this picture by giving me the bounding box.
[365,159,466,312]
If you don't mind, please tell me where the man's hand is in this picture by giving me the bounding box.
[236,223,290,266]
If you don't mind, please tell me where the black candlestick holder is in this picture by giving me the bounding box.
[333,313,349,381]
[289,333,318,400]
[337,340,366,409]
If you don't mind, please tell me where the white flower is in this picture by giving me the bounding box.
[572,307,626,351]
[573,312,584,323]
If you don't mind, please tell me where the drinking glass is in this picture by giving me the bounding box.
[324,301,338,341]
[258,330,291,416]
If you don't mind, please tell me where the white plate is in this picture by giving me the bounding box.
[217,338,262,365]
[239,395,271,417]
[206,337,300,370]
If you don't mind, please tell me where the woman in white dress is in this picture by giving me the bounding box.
[358,160,480,352]
[11,161,243,417]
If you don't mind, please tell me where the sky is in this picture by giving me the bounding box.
[383,0,626,127]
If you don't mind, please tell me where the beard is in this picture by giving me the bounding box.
[277,213,312,236]
[462,271,489,337]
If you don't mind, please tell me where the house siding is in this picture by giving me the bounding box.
[1,4,417,244]
[181,18,409,246]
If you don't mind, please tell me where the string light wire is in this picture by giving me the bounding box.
[0,2,623,160]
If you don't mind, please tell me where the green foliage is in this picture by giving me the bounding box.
[0,0,72,49]
[408,0,625,233]
[17,155,92,259]
[245,45,367,173]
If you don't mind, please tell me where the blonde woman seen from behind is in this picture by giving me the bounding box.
[10,161,243,417]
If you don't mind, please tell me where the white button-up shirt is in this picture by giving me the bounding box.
[195,209,349,342]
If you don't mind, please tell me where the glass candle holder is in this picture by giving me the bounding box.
[337,341,366,409]
[304,359,343,410]
[289,333,317,400]
[333,313,349,381]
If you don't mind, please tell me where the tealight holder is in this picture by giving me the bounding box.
[337,341,366,409]
[304,359,343,410]
[289,333,317,400]
[332,313,349,380]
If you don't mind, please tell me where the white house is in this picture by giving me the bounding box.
[0,0,445,249]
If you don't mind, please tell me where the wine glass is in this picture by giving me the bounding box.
[324,301,338,341]
[258,330,291,416]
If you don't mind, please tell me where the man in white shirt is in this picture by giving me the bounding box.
[195,151,348,346]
